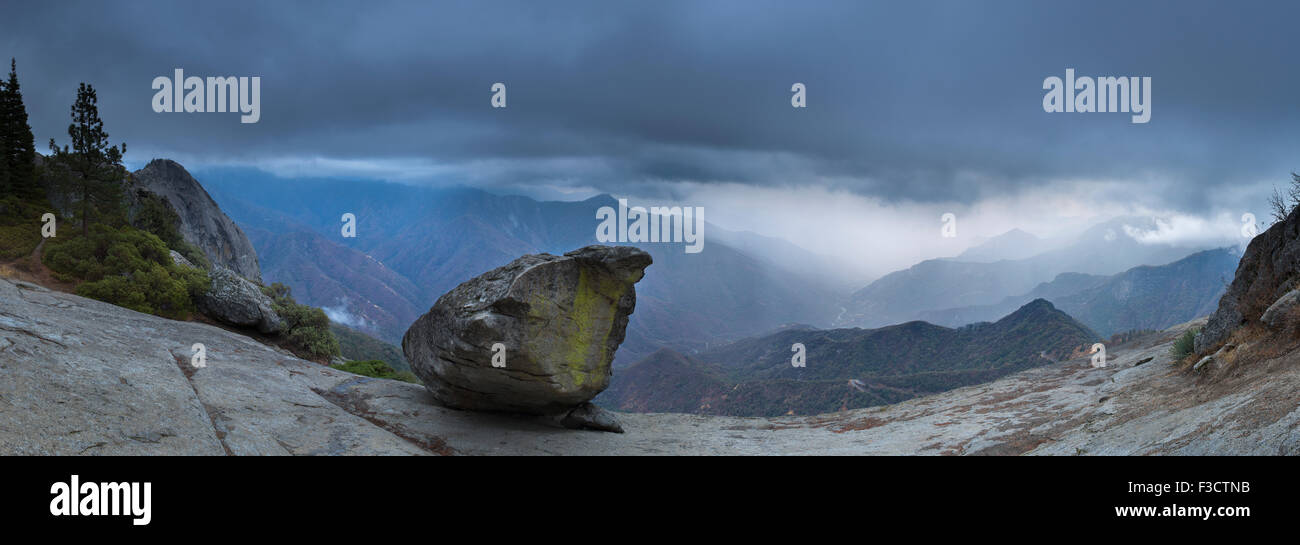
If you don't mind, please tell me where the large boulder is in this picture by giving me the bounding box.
[402,245,651,419]
[1197,206,1300,354]
[198,266,284,334]
[128,159,263,282]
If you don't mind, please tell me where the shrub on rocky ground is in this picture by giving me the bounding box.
[330,359,420,383]
[261,282,341,361]
[43,223,209,319]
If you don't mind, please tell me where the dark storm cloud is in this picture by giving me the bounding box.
[3,0,1298,208]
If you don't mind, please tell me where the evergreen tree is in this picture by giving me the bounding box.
[1,60,37,196]
[47,83,127,234]
[0,59,36,197]
[0,75,8,195]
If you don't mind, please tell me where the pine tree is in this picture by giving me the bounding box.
[0,59,38,199]
[47,83,127,234]
[0,75,8,196]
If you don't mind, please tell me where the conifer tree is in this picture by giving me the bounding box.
[47,83,127,234]
[0,64,9,194]
[0,76,8,195]
[0,59,38,199]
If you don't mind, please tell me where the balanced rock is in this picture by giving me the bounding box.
[402,245,651,418]
[198,266,284,334]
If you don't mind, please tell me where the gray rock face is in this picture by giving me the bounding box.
[198,266,284,334]
[403,245,651,415]
[129,159,262,282]
[1197,206,1300,354]
[169,249,196,269]
[0,278,428,455]
[1261,288,1300,328]
[560,402,624,433]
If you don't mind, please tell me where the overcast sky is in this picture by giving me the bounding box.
[5,0,1296,276]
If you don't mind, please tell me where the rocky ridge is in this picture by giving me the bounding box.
[128,159,262,282]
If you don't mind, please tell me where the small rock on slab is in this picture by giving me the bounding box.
[559,403,625,433]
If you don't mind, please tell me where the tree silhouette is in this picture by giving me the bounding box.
[0,58,37,197]
[47,83,128,234]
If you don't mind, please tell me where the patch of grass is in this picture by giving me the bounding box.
[331,359,420,384]
[1170,327,1200,359]
[0,195,50,259]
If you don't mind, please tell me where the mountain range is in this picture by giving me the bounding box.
[184,165,1235,418]
[196,168,848,363]
[835,219,1216,328]
[598,298,1098,416]
[914,247,1239,337]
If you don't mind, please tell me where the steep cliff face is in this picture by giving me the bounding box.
[1197,207,1300,354]
[128,159,262,282]
[3,277,1295,455]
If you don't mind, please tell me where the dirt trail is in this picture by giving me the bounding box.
[0,238,75,293]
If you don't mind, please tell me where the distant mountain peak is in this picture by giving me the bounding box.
[955,227,1047,263]
[143,157,187,170]
[996,227,1039,240]
[999,298,1070,323]
[1020,297,1055,310]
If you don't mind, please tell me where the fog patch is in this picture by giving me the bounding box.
[322,303,369,330]
[1121,212,1245,248]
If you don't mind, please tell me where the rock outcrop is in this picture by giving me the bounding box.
[169,249,196,269]
[197,266,284,334]
[0,277,426,455]
[1261,288,1300,329]
[128,159,262,282]
[1197,206,1300,353]
[402,246,651,421]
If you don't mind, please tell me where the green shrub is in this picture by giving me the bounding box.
[43,224,209,319]
[0,195,48,259]
[331,323,412,373]
[262,282,341,360]
[131,189,209,269]
[331,359,420,384]
[0,223,41,259]
[1171,328,1199,359]
[44,224,166,280]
